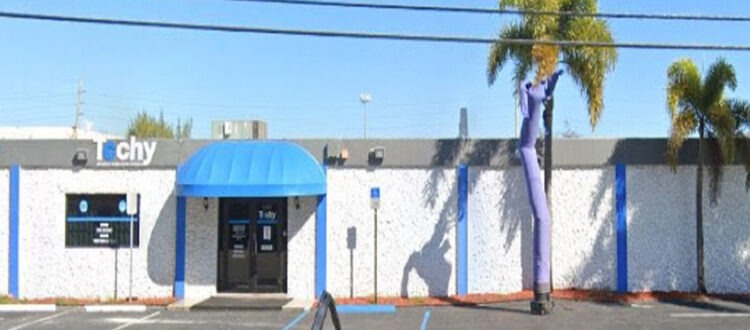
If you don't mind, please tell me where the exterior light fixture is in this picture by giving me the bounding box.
[72,149,88,167]
[202,197,209,211]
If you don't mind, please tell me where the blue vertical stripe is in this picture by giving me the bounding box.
[9,165,20,298]
[615,164,628,293]
[457,164,468,295]
[315,167,327,297]
[174,196,186,299]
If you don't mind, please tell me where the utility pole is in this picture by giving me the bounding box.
[73,80,85,139]
[360,93,371,139]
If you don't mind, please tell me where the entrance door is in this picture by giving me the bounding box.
[218,198,287,293]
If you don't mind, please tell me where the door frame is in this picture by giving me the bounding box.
[216,197,288,293]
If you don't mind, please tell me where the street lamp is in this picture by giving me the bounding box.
[360,93,372,139]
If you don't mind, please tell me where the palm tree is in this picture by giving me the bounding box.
[486,0,617,289]
[666,58,739,294]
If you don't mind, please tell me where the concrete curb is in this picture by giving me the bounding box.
[282,299,314,311]
[84,305,148,313]
[0,304,57,312]
[166,298,210,311]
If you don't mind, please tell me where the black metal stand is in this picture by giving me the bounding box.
[311,291,342,330]
[530,293,554,315]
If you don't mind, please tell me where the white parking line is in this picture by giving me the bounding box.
[670,312,750,318]
[111,311,160,330]
[8,310,72,330]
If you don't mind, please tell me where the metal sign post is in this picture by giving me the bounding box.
[370,187,380,303]
[126,192,138,301]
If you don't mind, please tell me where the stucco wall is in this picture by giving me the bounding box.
[627,165,697,292]
[18,169,176,299]
[467,168,530,294]
[185,197,218,299]
[703,166,750,293]
[327,169,457,298]
[287,196,316,299]
[550,168,617,290]
[0,169,8,295]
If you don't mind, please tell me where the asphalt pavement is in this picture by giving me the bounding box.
[2,298,750,330]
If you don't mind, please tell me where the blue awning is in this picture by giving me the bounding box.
[176,141,326,197]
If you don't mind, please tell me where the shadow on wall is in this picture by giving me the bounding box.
[399,140,457,297]
[147,190,177,287]
[400,139,528,297]
[609,140,694,292]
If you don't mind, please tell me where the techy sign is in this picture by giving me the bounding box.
[95,137,157,166]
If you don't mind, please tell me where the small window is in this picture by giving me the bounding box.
[65,194,140,248]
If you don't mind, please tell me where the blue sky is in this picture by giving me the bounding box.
[1,0,749,139]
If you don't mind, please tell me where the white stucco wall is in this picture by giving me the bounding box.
[0,169,8,295]
[327,169,457,298]
[467,168,529,294]
[550,168,617,290]
[18,169,176,299]
[184,197,218,299]
[627,165,697,292]
[703,166,750,293]
[287,196,316,299]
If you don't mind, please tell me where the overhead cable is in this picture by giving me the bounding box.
[228,0,750,22]
[4,11,750,51]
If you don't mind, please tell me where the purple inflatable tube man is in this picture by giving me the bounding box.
[519,70,563,314]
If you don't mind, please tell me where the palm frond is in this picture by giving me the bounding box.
[701,58,737,113]
[487,23,532,86]
[561,17,617,128]
[667,110,698,170]
[728,99,750,131]
[666,59,701,120]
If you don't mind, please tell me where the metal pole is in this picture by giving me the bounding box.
[364,102,368,139]
[129,215,134,300]
[373,208,378,304]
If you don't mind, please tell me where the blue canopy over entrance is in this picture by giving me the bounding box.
[176,141,326,197]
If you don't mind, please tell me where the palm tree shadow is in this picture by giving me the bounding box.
[400,139,525,297]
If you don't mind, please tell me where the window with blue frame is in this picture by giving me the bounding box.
[65,194,140,248]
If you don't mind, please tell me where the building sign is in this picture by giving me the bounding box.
[95,137,157,166]
[65,194,140,247]
[257,203,278,253]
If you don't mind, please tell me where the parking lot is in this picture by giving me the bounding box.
[2,299,750,330]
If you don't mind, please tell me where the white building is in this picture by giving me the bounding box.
[0,138,748,302]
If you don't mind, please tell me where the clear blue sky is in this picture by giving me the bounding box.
[1,0,749,139]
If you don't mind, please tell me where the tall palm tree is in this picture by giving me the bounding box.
[666,58,738,294]
[486,0,617,288]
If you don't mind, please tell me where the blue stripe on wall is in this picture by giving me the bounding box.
[615,164,628,293]
[457,164,468,295]
[315,167,327,298]
[9,165,20,298]
[174,196,186,299]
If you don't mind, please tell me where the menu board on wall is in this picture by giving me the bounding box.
[65,194,140,248]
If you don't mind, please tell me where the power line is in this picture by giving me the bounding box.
[3,11,750,51]
[228,0,750,22]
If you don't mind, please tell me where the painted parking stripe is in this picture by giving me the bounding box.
[670,312,750,318]
[420,309,431,330]
[85,305,147,313]
[111,311,160,330]
[337,305,396,314]
[8,310,72,330]
[282,310,308,330]
[0,304,56,312]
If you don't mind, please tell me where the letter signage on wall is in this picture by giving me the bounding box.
[94,137,157,167]
[65,194,140,247]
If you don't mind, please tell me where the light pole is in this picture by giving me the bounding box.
[360,93,371,139]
